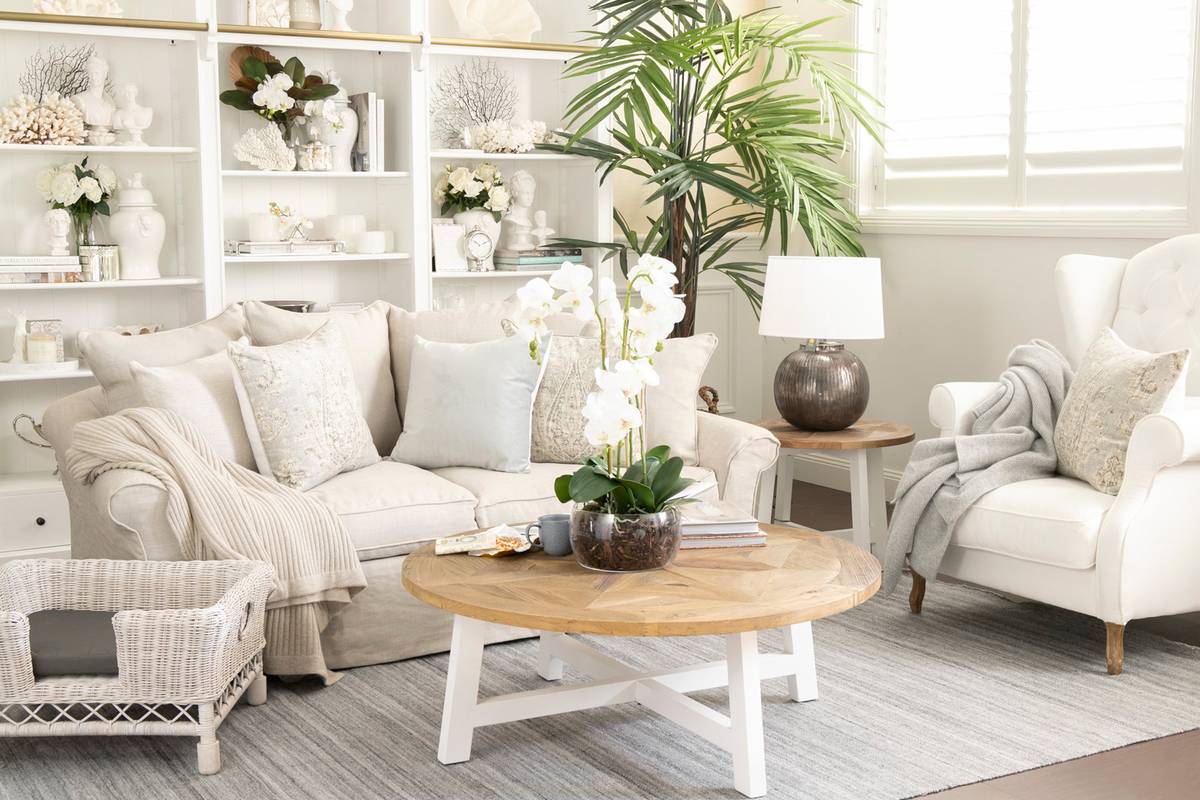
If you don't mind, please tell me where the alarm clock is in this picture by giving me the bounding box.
[464,226,495,272]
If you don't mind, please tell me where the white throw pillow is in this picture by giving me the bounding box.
[79,304,246,411]
[644,334,718,466]
[229,321,380,491]
[243,300,400,455]
[130,345,254,469]
[390,332,551,472]
[1054,328,1189,494]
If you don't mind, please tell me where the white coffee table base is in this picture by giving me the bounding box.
[437,615,818,798]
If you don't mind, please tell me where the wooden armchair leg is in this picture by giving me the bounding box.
[1106,623,1125,676]
[909,573,926,614]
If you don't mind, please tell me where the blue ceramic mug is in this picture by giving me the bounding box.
[527,513,573,557]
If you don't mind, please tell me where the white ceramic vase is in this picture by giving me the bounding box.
[453,209,500,243]
[315,100,359,173]
[109,173,165,280]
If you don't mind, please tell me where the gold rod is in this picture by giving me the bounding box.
[0,11,207,32]
[430,36,595,54]
[217,24,421,44]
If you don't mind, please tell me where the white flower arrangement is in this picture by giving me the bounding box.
[463,119,564,153]
[36,157,116,242]
[435,162,511,218]
[269,201,313,241]
[252,73,295,116]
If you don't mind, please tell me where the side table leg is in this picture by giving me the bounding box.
[726,630,767,798]
[773,450,795,524]
[537,632,565,681]
[438,615,487,764]
[782,622,818,702]
[849,449,887,553]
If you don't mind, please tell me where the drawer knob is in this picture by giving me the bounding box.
[35,517,45,527]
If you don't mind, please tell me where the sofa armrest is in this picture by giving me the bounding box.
[92,469,184,560]
[696,412,779,520]
[928,382,1003,437]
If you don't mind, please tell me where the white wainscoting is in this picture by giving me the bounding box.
[694,240,765,423]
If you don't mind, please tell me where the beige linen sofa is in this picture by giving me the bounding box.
[42,298,780,670]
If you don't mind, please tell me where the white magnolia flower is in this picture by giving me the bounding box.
[462,179,485,198]
[446,166,474,195]
[549,261,593,294]
[79,176,102,203]
[516,277,559,314]
[252,73,295,115]
[49,171,83,206]
[595,360,647,400]
[93,164,117,193]
[596,276,622,326]
[485,184,510,212]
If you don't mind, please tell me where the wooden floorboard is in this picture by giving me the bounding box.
[788,481,1200,800]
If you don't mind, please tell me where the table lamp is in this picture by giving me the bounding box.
[759,256,884,431]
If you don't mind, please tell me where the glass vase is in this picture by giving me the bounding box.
[73,212,96,252]
[570,506,682,573]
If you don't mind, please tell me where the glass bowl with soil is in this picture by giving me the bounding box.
[570,506,682,572]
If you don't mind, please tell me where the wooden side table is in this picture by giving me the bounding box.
[757,418,915,553]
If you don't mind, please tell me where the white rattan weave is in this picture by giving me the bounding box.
[0,559,274,774]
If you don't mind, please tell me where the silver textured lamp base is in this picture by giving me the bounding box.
[773,341,869,431]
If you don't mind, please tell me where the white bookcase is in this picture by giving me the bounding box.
[0,0,612,561]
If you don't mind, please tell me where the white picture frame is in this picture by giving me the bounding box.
[247,0,289,27]
[432,221,468,273]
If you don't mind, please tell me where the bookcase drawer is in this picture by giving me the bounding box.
[0,490,70,556]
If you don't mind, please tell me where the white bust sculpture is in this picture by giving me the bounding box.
[45,209,71,257]
[71,56,116,144]
[531,210,554,248]
[112,83,153,146]
[327,0,354,31]
[501,170,537,251]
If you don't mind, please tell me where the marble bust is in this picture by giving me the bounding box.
[45,209,71,256]
[71,56,116,145]
[531,210,554,248]
[112,84,153,146]
[501,170,537,251]
[328,0,354,31]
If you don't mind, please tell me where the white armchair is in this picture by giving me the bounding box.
[914,234,1200,675]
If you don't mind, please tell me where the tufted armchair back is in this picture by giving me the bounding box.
[1056,234,1200,395]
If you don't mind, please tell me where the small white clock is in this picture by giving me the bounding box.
[465,227,495,272]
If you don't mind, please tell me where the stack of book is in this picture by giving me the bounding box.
[679,500,766,550]
[349,92,386,172]
[495,247,583,271]
[0,255,80,284]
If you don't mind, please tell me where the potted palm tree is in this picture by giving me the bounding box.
[545,0,883,336]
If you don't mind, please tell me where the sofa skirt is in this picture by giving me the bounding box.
[320,553,533,670]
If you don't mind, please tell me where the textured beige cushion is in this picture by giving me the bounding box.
[130,349,255,469]
[307,461,478,560]
[229,322,380,491]
[645,333,718,466]
[79,304,245,411]
[387,296,521,425]
[1055,328,1189,494]
[531,335,601,465]
[243,300,400,455]
[435,462,718,529]
[391,333,550,472]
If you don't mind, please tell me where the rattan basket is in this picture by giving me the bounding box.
[0,559,274,774]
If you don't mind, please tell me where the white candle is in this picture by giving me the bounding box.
[25,335,59,364]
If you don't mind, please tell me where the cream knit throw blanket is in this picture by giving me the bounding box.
[66,407,367,685]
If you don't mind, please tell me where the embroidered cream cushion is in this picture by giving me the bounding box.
[229,321,379,491]
[1054,328,1189,495]
[530,335,601,465]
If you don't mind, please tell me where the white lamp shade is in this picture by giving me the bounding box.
[758,256,884,340]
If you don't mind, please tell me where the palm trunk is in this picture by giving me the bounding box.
[668,195,697,338]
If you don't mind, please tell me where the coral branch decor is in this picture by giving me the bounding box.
[514,257,696,572]
[429,59,518,148]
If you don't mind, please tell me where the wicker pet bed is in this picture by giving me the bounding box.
[0,559,274,774]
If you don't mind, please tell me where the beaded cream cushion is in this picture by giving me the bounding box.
[229,321,379,491]
[1054,328,1189,495]
[531,335,601,464]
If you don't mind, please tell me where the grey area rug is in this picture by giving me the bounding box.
[3,574,1199,800]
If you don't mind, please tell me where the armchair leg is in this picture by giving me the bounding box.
[909,572,926,614]
[1106,623,1125,676]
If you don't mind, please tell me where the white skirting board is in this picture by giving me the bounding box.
[786,452,904,500]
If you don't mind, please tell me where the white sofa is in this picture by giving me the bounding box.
[918,234,1200,674]
[41,300,780,670]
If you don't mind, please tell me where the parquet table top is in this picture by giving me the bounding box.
[756,418,916,451]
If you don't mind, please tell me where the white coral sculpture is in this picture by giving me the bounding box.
[233,124,296,172]
[0,93,86,145]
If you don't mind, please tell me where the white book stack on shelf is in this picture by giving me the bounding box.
[679,500,766,550]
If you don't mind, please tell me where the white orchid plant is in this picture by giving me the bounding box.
[435,162,511,221]
[516,255,696,515]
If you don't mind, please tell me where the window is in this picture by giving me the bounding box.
[861,0,1197,221]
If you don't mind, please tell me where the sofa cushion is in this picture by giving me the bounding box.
[79,304,245,411]
[950,477,1114,569]
[645,334,718,466]
[28,610,118,678]
[244,300,400,455]
[307,461,478,561]
[434,462,719,529]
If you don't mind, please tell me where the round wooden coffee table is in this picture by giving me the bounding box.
[757,418,915,554]
[403,525,879,798]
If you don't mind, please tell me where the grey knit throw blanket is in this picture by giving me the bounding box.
[67,407,367,684]
[881,341,1073,594]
